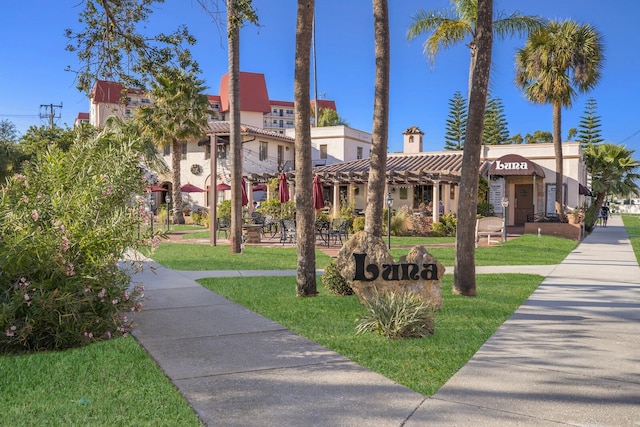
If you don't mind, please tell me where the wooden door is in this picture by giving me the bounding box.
[514,184,533,225]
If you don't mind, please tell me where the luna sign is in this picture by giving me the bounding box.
[352,253,439,282]
[494,159,529,171]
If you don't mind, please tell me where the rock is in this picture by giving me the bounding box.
[335,231,444,310]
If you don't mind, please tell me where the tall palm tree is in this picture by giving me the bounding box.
[293,0,316,297]
[363,0,390,238]
[584,143,640,229]
[137,69,211,224]
[515,20,604,221]
[453,0,493,297]
[407,0,544,103]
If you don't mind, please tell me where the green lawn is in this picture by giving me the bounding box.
[0,337,201,427]
[199,273,543,396]
[622,214,640,261]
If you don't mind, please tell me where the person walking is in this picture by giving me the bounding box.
[601,203,610,227]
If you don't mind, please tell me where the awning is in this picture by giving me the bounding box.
[579,183,593,196]
[488,154,545,178]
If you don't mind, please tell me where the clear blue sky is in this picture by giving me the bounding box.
[2,1,639,156]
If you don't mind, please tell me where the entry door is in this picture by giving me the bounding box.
[514,184,533,225]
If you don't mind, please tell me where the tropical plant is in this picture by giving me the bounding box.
[317,108,349,127]
[136,69,211,224]
[577,97,604,149]
[407,0,543,297]
[583,143,640,230]
[355,290,436,339]
[444,91,467,150]
[0,129,148,353]
[0,119,22,183]
[363,0,390,239]
[407,0,545,103]
[525,130,553,144]
[293,0,317,296]
[321,261,353,296]
[515,19,604,221]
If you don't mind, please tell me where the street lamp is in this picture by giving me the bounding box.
[386,192,394,249]
[501,197,509,242]
[165,194,171,232]
[148,193,155,236]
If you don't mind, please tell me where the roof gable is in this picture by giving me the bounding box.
[219,72,271,114]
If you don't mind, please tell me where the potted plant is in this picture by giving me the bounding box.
[568,208,581,224]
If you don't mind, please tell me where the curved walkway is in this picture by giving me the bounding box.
[130,215,640,426]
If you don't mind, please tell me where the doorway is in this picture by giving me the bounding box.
[514,184,533,225]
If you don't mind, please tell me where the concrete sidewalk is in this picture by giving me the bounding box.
[130,215,640,426]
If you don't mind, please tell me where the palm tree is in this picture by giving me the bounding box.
[363,0,390,238]
[453,0,493,297]
[584,143,640,229]
[407,0,544,103]
[136,69,211,224]
[515,20,604,221]
[293,0,317,297]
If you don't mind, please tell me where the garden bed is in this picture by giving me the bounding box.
[524,222,584,241]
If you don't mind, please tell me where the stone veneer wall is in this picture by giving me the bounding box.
[524,222,584,241]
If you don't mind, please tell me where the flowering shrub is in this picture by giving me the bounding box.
[0,130,150,353]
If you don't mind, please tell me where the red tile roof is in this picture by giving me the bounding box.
[312,99,337,111]
[91,80,124,104]
[219,72,271,114]
[76,112,90,120]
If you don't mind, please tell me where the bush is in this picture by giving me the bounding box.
[430,213,457,237]
[258,199,295,219]
[351,216,365,232]
[217,200,231,219]
[0,131,147,353]
[355,290,435,339]
[321,261,353,295]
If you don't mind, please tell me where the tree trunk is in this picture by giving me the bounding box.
[364,0,390,238]
[453,0,493,297]
[553,102,564,221]
[171,138,185,224]
[228,0,243,253]
[294,0,317,297]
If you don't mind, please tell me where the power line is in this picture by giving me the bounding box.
[39,103,63,129]
[619,129,640,144]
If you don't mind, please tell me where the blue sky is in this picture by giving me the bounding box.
[2,1,639,156]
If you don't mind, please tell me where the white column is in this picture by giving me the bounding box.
[432,181,440,223]
[333,183,340,218]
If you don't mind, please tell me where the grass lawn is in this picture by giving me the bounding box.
[149,233,577,271]
[0,337,201,427]
[622,214,640,261]
[199,273,543,396]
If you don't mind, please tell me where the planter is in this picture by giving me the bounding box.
[567,214,580,224]
[524,222,584,241]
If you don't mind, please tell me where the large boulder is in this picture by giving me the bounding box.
[335,231,444,310]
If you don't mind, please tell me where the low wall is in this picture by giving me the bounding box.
[524,222,584,241]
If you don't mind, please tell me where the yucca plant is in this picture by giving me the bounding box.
[355,289,435,339]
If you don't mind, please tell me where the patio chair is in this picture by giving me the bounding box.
[329,218,350,244]
[315,220,331,246]
[280,219,296,245]
[217,217,230,239]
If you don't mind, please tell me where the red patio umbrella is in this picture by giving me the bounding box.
[278,172,290,203]
[145,185,165,192]
[252,183,267,192]
[241,178,249,206]
[180,183,204,193]
[312,175,325,210]
[216,183,231,191]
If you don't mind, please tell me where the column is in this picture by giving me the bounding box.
[432,180,440,223]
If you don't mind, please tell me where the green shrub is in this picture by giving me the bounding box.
[477,200,495,217]
[430,213,457,237]
[321,261,353,295]
[351,216,365,232]
[217,200,231,219]
[0,131,146,353]
[258,199,296,219]
[356,290,435,339]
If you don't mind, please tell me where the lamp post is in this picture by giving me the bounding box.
[165,194,171,232]
[386,192,394,249]
[501,197,509,242]
[148,193,155,236]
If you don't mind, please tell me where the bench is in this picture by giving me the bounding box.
[476,216,504,247]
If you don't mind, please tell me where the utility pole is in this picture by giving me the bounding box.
[39,103,63,128]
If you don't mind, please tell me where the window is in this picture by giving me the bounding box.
[357,147,363,159]
[125,109,132,117]
[399,188,408,200]
[279,120,284,128]
[163,145,170,156]
[205,144,211,160]
[181,141,187,160]
[286,120,294,127]
[286,109,293,115]
[141,98,151,104]
[272,120,278,125]
[279,109,284,117]
[277,145,284,167]
[320,144,327,160]
[218,144,227,159]
[259,141,268,161]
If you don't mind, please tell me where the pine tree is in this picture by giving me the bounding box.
[577,97,604,149]
[444,91,467,150]
[482,96,509,144]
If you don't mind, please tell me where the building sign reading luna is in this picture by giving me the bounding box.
[493,159,529,171]
[352,253,439,282]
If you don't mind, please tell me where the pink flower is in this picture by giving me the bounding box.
[24,293,30,301]
[21,194,29,203]
[61,236,70,252]
[31,210,39,222]
[5,325,16,337]
[111,298,118,305]
[65,262,75,277]
[98,288,106,298]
